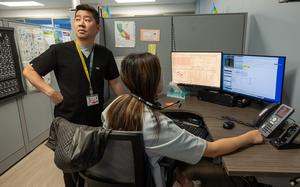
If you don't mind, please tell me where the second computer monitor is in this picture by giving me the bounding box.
[171,51,222,90]
[222,54,286,104]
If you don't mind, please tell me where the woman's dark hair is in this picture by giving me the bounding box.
[75,4,99,24]
[107,53,161,131]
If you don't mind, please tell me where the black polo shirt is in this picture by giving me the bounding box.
[31,41,119,126]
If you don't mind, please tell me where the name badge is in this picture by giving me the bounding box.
[86,94,99,107]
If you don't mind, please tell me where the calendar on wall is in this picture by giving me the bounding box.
[0,27,25,103]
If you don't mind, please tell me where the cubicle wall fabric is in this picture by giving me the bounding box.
[104,16,172,95]
[103,14,247,97]
[172,13,247,53]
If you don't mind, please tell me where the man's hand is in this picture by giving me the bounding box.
[49,90,64,105]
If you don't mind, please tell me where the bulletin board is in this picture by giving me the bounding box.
[104,16,172,93]
[0,27,25,103]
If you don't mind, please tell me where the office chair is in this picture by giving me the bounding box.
[79,130,154,187]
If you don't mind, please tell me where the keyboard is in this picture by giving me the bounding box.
[163,111,208,139]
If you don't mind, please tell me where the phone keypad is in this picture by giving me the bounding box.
[260,117,284,137]
[261,122,273,134]
[259,105,295,138]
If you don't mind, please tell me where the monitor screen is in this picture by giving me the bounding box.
[222,54,286,103]
[171,52,222,89]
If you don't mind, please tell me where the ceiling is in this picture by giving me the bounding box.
[0,0,196,10]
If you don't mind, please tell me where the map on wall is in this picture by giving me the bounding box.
[16,26,48,62]
[15,26,50,91]
[114,21,135,48]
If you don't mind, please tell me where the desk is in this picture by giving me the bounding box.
[164,97,300,177]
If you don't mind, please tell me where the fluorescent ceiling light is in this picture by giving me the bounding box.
[0,1,44,7]
[115,0,155,3]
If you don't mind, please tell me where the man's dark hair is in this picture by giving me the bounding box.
[75,4,99,24]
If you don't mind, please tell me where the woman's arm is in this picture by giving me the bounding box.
[204,129,263,158]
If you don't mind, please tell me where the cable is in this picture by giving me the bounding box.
[220,116,255,128]
[202,116,224,121]
[288,118,296,124]
[239,176,252,187]
[290,176,300,186]
[202,115,257,128]
[229,176,238,187]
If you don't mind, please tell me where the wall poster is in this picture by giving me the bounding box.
[62,31,71,43]
[43,29,56,46]
[16,26,50,91]
[140,29,160,42]
[114,21,135,48]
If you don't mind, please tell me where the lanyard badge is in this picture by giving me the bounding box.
[75,41,99,107]
[86,94,99,107]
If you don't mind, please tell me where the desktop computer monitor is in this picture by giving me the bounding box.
[171,51,222,90]
[222,54,286,104]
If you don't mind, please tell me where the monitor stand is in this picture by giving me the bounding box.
[197,89,238,107]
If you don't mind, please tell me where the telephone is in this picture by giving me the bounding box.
[270,122,300,149]
[254,103,300,149]
[258,104,294,138]
[253,103,280,128]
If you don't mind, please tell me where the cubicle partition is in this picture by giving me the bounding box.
[103,13,247,94]
[104,16,172,93]
[0,20,71,174]
[172,13,246,53]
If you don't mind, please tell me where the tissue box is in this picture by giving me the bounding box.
[166,82,190,99]
[167,90,189,99]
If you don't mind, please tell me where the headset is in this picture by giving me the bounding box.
[130,94,181,110]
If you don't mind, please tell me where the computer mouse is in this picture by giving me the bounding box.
[223,121,235,129]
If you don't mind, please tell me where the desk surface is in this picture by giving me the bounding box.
[164,97,300,177]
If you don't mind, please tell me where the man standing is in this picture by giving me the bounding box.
[23,4,124,186]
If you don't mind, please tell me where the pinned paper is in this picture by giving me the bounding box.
[148,44,157,55]
[115,21,135,48]
[140,29,160,42]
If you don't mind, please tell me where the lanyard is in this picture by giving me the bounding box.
[75,41,94,94]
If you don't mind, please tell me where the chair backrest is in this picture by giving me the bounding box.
[79,130,151,187]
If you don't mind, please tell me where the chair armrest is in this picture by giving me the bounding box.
[159,157,178,187]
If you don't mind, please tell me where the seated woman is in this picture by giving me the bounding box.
[101,52,263,187]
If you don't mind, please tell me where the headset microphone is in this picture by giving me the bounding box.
[157,100,181,110]
[131,94,180,110]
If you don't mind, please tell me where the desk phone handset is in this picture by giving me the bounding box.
[255,103,300,149]
[258,104,294,138]
[253,103,280,128]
